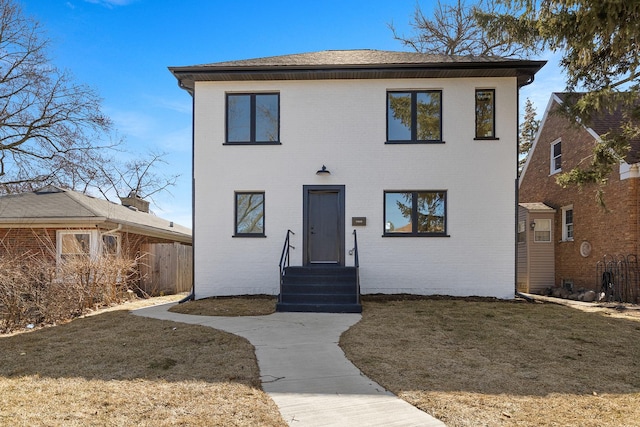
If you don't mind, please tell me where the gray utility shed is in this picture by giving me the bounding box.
[517,203,556,294]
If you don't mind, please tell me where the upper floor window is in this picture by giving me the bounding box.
[475,89,496,139]
[226,93,280,144]
[387,91,442,143]
[551,139,562,174]
[234,192,265,237]
[384,191,447,236]
[562,206,574,241]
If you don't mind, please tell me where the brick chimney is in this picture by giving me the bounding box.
[120,191,150,213]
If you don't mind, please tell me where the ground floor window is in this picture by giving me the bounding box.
[57,230,121,264]
[234,192,265,236]
[518,220,526,243]
[533,219,552,242]
[561,206,573,241]
[59,231,91,262]
[384,191,447,236]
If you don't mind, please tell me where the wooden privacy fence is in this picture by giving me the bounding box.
[139,243,192,296]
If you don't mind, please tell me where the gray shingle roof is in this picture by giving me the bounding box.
[169,49,546,92]
[0,187,191,242]
[196,49,519,67]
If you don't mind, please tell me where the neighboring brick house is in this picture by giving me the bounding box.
[0,186,192,293]
[519,93,640,300]
[169,49,545,311]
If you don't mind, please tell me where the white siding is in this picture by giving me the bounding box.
[194,77,518,298]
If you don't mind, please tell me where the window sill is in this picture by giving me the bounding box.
[232,235,267,238]
[474,137,499,141]
[223,142,282,146]
[385,140,446,145]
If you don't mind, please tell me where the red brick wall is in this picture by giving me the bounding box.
[0,228,57,261]
[519,103,639,291]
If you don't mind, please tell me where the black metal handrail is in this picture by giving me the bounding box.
[279,229,295,302]
[352,229,361,303]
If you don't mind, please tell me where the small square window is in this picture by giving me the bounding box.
[475,89,496,139]
[533,219,552,242]
[387,91,442,143]
[59,232,91,263]
[226,93,279,144]
[235,192,265,236]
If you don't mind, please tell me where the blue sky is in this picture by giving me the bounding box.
[22,0,565,228]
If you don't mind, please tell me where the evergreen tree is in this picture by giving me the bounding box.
[519,98,539,174]
[478,1,640,196]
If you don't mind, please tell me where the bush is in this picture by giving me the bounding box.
[0,251,139,333]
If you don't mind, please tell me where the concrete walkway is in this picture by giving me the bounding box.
[133,303,446,427]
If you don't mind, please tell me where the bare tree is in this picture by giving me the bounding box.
[92,151,180,205]
[0,0,178,206]
[389,0,530,57]
[0,0,117,189]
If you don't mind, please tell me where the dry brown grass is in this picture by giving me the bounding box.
[169,295,277,317]
[0,299,285,427]
[340,297,640,427]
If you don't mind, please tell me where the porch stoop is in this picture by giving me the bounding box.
[276,266,362,313]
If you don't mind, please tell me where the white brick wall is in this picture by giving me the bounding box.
[194,77,518,299]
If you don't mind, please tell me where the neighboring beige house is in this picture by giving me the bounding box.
[517,202,556,294]
[519,93,640,302]
[170,49,545,311]
[0,186,192,294]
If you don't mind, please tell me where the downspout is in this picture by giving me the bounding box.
[179,83,196,304]
[515,72,536,297]
[100,224,123,236]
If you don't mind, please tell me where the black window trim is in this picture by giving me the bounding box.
[383,190,450,237]
[233,191,266,238]
[386,90,444,144]
[224,93,281,145]
[474,88,499,141]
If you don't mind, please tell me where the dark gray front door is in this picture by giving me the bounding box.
[303,185,345,266]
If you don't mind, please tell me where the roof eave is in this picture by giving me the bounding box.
[169,60,547,94]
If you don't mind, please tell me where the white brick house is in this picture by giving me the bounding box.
[170,50,545,309]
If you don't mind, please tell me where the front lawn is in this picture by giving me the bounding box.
[0,300,285,427]
[340,297,640,427]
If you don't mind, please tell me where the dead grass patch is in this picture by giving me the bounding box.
[0,303,285,426]
[340,297,640,427]
[169,295,276,317]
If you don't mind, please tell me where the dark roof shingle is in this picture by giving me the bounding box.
[169,49,546,92]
